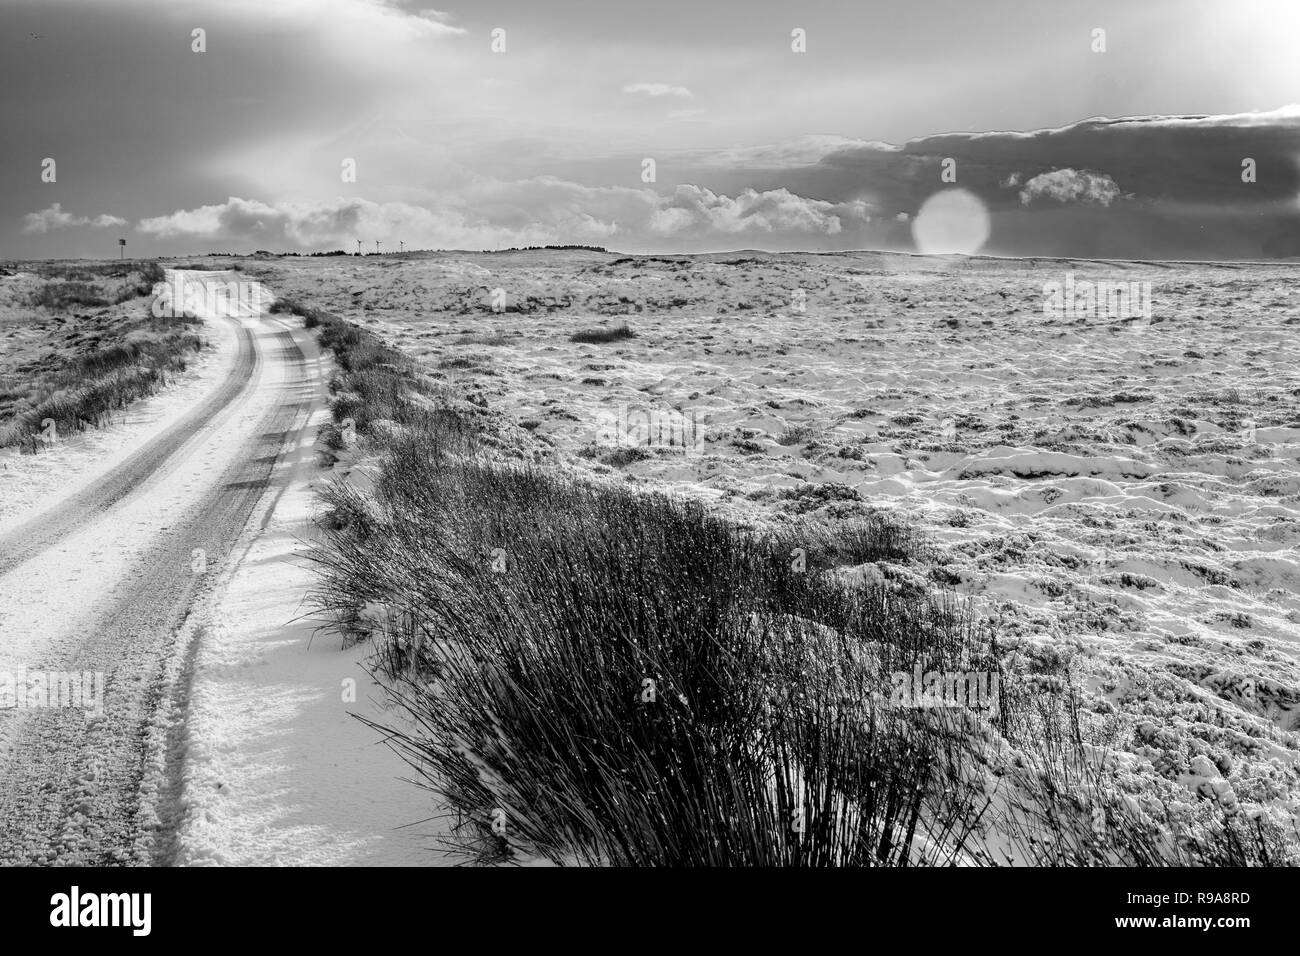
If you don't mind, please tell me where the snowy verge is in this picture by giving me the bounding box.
[167,322,450,866]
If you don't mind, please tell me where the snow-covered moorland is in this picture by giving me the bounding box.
[254,248,1300,862]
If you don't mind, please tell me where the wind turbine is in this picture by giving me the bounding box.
[375,240,381,254]
[356,239,361,256]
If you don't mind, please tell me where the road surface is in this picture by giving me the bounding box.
[0,271,316,865]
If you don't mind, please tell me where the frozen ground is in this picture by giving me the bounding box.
[253,249,1300,830]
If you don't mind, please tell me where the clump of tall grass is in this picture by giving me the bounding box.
[0,321,202,452]
[299,304,489,457]
[302,304,1007,865]
[776,423,824,446]
[570,323,634,344]
[770,514,924,571]
[27,261,165,309]
[31,281,109,309]
[270,297,323,328]
[313,447,1001,865]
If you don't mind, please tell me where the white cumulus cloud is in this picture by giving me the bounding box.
[133,180,876,252]
[22,203,127,234]
[649,185,868,237]
[1018,168,1122,206]
[137,196,549,249]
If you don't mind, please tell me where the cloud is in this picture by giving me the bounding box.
[138,196,548,249]
[134,181,876,253]
[1017,168,1123,206]
[721,106,1300,258]
[680,135,886,169]
[123,106,1300,259]
[193,0,467,39]
[412,6,465,34]
[623,83,693,98]
[813,107,1300,210]
[649,185,868,237]
[22,204,127,234]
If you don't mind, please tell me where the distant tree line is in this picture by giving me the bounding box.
[499,244,608,253]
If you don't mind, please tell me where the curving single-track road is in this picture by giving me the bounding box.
[0,271,318,865]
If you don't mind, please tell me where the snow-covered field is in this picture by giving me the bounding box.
[4,251,1294,863]
[255,249,1300,830]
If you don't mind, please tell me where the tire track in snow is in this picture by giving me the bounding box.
[0,324,257,578]
[0,273,311,865]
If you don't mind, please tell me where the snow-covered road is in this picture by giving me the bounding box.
[0,271,315,863]
[0,270,446,866]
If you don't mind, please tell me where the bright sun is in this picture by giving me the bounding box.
[911,189,991,256]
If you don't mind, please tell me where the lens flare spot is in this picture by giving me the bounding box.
[911,189,990,255]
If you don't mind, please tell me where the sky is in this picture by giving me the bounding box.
[3,0,1299,259]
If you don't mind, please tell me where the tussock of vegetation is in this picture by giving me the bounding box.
[570,322,635,344]
[316,442,1005,865]
[270,296,323,328]
[1,262,198,452]
[453,332,514,346]
[26,261,165,310]
[776,423,825,446]
[31,281,111,309]
[770,515,921,570]
[0,322,202,452]
[292,304,488,451]
[25,260,164,283]
[302,304,1298,867]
